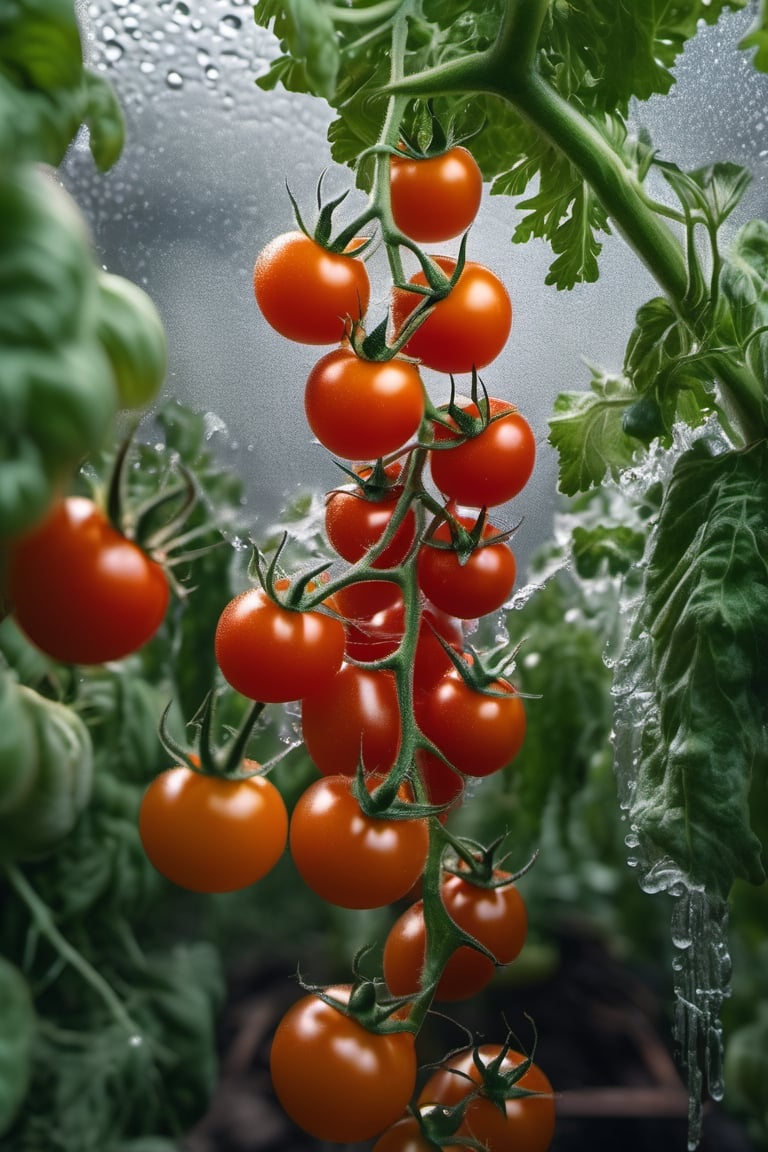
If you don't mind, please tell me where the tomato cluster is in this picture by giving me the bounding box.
[135,142,550,1148]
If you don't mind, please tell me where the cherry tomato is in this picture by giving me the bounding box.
[253,231,370,344]
[390,257,512,374]
[373,1112,461,1152]
[215,587,345,703]
[301,663,401,776]
[416,667,526,777]
[8,496,169,665]
[326,482,416,572]
[390,147,483,243]
[430,398,536,507]
[383,869,528,1001]
[418,1045,556,1152]
[417,513,516,619]
[305,348,425,460]
[415,749,465,811]
[289,774,429,908]
[138,760,288,893]
[270,985,417,1143]
[333,577,402,618]
[343,597,464,689]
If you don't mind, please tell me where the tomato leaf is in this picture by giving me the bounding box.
[548,369,639,494]
[253,0,340,100]
[615,439,768,899]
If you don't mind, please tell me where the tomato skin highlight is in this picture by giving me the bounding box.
[391,257,512,374]
[8,496,169,665]
[215,587,345,703]
[430,399,536,508]
[270,986,418,1143]
[253,231,370,344]
[301,663,401,776]
[417,514,516,619]
[383,870,528,1002]
[289,774,429,908]
[138,762,288,893]
[305,348,425,460]
[418,1045,556,1152]
[416,668,526,777]
[390,147,483,243]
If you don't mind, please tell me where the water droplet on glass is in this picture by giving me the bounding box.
[104,40,125,63]
[166,69,184,89]
[219,13,242,37]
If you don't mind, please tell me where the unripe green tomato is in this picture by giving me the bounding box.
[96,271,167,409]
[0,683,93,861]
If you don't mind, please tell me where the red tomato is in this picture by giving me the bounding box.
[325,482,416,568]
[416,667,526,777]
[383,869,528,1002]
[270,985,417,1143]
[390,257,512,374]
[333,577,402,617]
[417,513,516,619]
[138,760,288,893]
[390,147,483,242]
[373,1112,461,1152]
[430,398,536,507]
[305,348,425,460]
[8,496,169,665]
[418,1045,556,1152]
[415,749,465,811]
[289,774,429,908]
[253,231,370,344]
[215,587,345,703]
[301,663,401,776]
[343,597,464,689]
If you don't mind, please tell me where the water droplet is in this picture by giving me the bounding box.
[140,59,156,73]
[166,69,184,89]
[104,40,125,63]
[219,13,242,37]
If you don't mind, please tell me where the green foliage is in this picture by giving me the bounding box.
[0,0,124,170]
[0,166,117,537]
[617,439,768,898]
[0,958,35,1138]
[548,368,639,493]
[739,0,768,72]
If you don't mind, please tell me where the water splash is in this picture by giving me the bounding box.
[611,419,737,1148]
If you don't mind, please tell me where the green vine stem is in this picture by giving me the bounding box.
[4,862,142,1039]
[382,0,767,441]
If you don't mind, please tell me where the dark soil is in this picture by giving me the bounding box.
[183,920,756,1152]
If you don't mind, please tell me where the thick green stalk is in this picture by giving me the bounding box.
[382,0,767,439]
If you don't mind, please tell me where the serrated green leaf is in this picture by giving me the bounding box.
[548,370,639,494]
[254,0,340,100]
[618,439,768,898]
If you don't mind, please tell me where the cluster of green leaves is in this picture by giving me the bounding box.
[253,0,759,288]
[0,0,167,540]
[0,406,266,1150]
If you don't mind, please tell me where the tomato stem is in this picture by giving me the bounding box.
[4,863,142,1039]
